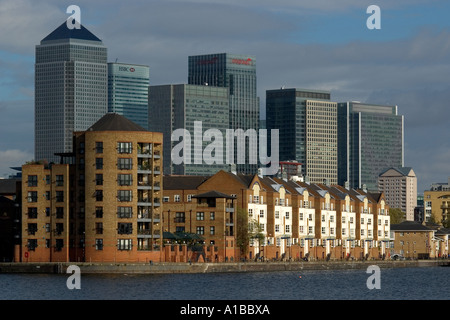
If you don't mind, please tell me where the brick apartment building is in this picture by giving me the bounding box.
[21,113,163,263]
[162,170,392,262]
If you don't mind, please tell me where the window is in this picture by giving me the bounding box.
[27,191,37,203]
[299,212,303,221]
[56,207,64,219]
[27,208,38,219]
[96,207,103,218]
[56,175,64,186]
[96,142,103,153]
[95,222,103,234]
[79,142,85,154]
[96,174,103,186]
[322,227,326,234]
[248,209,253,217]
[174,195,180,202]
[118,190,132,202]
[118,223,133,234]
[196,226,205,235]
[275,225,280,232]
[28,175,38,187]
[118,207,132,218]
[95,190,103,201]
[118,174,132,186]
[260,210,264,218]
[117,142,132,154]
[187,194,193,202]
[117,239,132,250]
[95,239,103,250]
[196,212,204,221]
[55,223,64,235]
[118,158,132,170]
[27,239,38,251]
[210,226,215,235]
[210,212,215,220]
[27,223,38,235]
[285,212,290,219]
[275,211,279,219]
[45,175,50,185]
[96,158,103,170]
[175,212,185,223]
[163,196,169,203]
[285,225,290,233]
[56,191,64,202]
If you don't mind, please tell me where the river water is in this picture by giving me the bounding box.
[0,266,448,300]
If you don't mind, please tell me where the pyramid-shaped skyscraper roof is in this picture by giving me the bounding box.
[41,21,102,43]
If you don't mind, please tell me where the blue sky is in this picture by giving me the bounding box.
[1,0,450,193]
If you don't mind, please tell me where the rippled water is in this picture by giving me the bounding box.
[0,267,448,300]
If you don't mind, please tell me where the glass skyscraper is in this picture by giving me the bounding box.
[266,88,337,184]
[337,102,404,191]
[148,84,229,175]
[188,53,259,174]
[35,22,107,163]
[108,63,150,130]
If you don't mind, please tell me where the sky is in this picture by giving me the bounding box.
[1,0,450,194]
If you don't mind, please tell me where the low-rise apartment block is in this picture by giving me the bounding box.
[162,170,391,261]
[21,113,163,263]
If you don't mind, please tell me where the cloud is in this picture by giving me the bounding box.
[0,149,33,178]
[1,0,449,193]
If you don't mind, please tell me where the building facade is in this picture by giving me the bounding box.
[35,22,108,163]
[149,84,230,176]
[188,53,259,174]
[378,167,417,221]
[390,221,447,259]
[424,188,450,226]
[108,62,150,130]
[338,102,404,191]
[21,113,163,263]
[266,88,337,184]
[163,170,390,261]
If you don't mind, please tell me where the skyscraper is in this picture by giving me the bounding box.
[337,102,404,191]
[108,63,150,130]
[35,22,108,163]
[148,84,229,175]
[188,53,259,174]
[266,88,337,184]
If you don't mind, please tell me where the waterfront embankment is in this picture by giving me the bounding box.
[0,259,448,274]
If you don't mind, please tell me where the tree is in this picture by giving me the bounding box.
[235,208,264,258]
[389,208,405,224]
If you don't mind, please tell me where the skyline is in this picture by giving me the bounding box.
[1,0,450,194]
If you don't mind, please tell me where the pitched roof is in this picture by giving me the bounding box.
[193,190,235,199]
[379,167,414,177]
[41,22,102,42]
[163,175,210,190]
[390,221,432,231]
[87,113,147,132]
